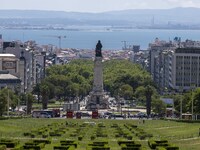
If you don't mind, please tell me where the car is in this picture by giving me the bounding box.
[39,112,51,118]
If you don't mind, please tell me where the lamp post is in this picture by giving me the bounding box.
[191,84,196,120]
[7,86,9,117]
[179,86,183,120]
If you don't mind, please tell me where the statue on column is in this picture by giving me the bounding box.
[95,40,102,57]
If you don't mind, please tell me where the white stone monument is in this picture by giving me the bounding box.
[86,40,109,110]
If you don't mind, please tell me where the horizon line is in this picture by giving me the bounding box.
[0,6,199,13]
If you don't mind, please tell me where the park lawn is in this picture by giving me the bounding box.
[0,118,199,149]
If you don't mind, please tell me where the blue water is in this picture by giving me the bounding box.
[1,29,200,50]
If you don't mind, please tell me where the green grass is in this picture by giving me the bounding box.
[0,118,199,149]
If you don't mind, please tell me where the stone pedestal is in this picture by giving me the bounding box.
[86,57,109,110]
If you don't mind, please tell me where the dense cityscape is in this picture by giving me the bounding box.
[1,1,200,149]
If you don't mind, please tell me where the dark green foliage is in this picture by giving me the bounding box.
[23,142,45,150]
[0,117,8,120]
[78,136,83,141]
[0,139,19,148]
[156,146,179,150]
[54,145,75,150]
[87,141,110,150]
[118,141,142,150]
[42,59,154,104]
[60,140,77,148]
[33,139,51,144]
[148,140,175,149]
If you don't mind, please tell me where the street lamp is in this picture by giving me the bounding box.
[7,88,9,117]
[179,86,183,120]
[191,84,196,120]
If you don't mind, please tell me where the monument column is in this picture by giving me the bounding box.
[86,40,109,110]
[93,57,103,92]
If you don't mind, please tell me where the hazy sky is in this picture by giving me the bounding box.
[1,0,200,12]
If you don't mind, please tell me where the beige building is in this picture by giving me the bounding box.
[0,54,21,91]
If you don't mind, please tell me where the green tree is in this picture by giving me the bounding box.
[32,83,41,104]
[119,84,133,100]
[134,86,146,105]
[26,93,34,114]
[145,85,154,117]
[0,88,8,116]
[152,99,166,115]
[193,88,200,114]
[41,84,50,109]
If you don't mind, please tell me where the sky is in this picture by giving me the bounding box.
[1,0,200,12]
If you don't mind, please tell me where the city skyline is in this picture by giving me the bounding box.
[1,0,200,13]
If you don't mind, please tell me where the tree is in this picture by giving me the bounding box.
[32,83,41,104]
[193,88,200,114]
[152,99,166,115]
[40,84,50,109]
[134,86,146,105]
[119,84,133,100]
[0,88,8,116]
[145,85,154,117]
[26,93,34,114]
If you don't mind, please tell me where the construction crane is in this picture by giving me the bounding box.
[43,35,66,49]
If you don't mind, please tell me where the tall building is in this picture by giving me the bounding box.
[170,48,200,91]
[1,40,46,93]
[149,39,200,93]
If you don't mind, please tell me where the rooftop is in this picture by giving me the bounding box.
[0,73,19,80]
[0,54,16,57]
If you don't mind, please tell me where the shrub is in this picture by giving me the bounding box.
[60,140,77,148]
[148,140,169,149]
[33,139,51,144]
[54,145,75,150]
[0,139,19,148]
[0,145,6,150]
[87,146,110,150]
[12,145,24,150]
[78,136,83,141]
[23,142,45,150]
[91,135,96,140]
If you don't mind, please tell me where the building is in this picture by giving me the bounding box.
[148,39,200,93]
[1,40,46,93]
[0,54,21,91]
[170,48,200,91]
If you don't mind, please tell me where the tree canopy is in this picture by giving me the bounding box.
[38,59,155,108]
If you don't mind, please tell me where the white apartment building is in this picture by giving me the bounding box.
[169,48,200,91]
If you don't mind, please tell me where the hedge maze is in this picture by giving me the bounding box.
[0,120,179,150]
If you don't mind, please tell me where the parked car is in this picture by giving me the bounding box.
[40,112,51,118]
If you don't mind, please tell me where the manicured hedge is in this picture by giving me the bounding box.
[156,146,179,150]
[0,145,6,150]
[54,145,75,150]
[148,140,179,150]
[87,141,110,150]
[23,142,45,150]
[60,140,78,148]
[0,139,19,148]
[148,140,169,149]
[33,139,51,144]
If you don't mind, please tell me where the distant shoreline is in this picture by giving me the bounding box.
[2,26,200,31]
